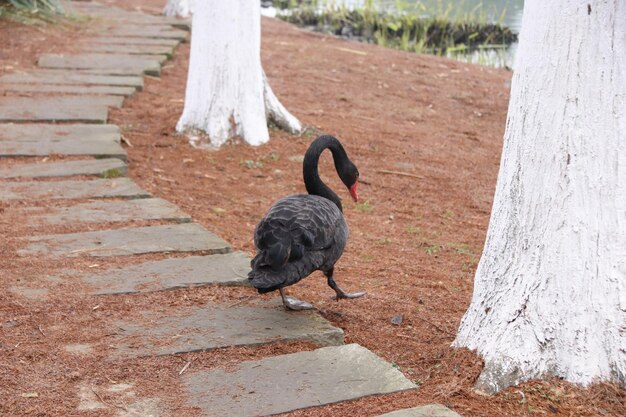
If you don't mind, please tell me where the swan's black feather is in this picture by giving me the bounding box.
[248,194,348,292]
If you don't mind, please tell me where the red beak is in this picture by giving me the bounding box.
[349,182,358,202]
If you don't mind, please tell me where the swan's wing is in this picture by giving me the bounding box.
[249,195,345,290]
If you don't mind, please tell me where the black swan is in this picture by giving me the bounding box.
[248,135,367,310]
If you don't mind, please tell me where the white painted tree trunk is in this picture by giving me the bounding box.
[163,0,193,18]
[176,0,301,147]
[454,0,626,394]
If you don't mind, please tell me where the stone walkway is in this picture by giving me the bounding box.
[1,2,461,416]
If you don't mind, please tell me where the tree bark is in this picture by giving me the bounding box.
[454,0,625,394]
[176,0,301,147]
[163,0,193,18]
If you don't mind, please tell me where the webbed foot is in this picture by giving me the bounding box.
[279,288,314,311]
[325,270,367,301]
[334,290,367,300]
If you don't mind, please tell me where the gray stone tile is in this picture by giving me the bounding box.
[375,405,463,417]
[111,303,343,359]
[0,71,143,89]
[0,178,148,201]
[70,67,156,76]
[38,54,163,76]
[83,252,250,295]
[10,286,49,300]
[81,43,175,57]
[91,37,180,47]
[0,83,136,96]
[183,344,416,417]
[71,2,191,30]
[23,198,190,226]
[0,123,120,142]
[0,140,126,159]
[105,27,188,40]
[17,223,230,258]
[0,158,127,179]
[0,96,110,123]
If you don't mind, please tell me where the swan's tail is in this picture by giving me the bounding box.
[248,252,323,293]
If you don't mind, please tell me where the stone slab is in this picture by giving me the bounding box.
[10,286,49,300]
[111,303,343,359]
[0,83,136,96]
[81,43,175,57]
[17,223,230,258]
[83,252,250,295]
[40,52,169,65]
[0,96,109,123]
[70,67,156,76]
[0,140,126,159]
[1,94,121,106]
[24,198,190,226]
[105,27,188,40]
[0,123,120,142]
[183,344,416,417]
[0,178,148,201]
[375,405,463,417]
[91,37,180,47]
[71,2,191,30]
[0,158,127,179]
[38,54,162,76]
[0,71,143,89]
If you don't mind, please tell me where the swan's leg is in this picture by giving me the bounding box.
[279,288,314,311]
[324,268,367,300]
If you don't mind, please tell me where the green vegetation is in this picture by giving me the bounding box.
[0,0,65,21]
[101,168,122,179]
[275,0,516,61]
[353,201,373,212]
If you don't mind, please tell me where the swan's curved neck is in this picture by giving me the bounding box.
[303,135,347,212]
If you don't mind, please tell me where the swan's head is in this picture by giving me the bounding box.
[339,161,359,202]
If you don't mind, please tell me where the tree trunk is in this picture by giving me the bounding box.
[453,0,625,394]
[163,0,193,18]
[176,0,301,147]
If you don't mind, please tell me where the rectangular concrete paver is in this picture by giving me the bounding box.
[71,67,157,76]
[375,405,463,417]
[0,71,144,89]
[106,27,188,40]
[0,83,136,96]
[0,96,109,123]
[111,303,344,359]
[0,158,127,179]
[82,43,175,57]
[38,54,163,76]
[0,178,148,201]
[24,198,190,226]
[17,223,230,258]
[83,252,250,295]
[92,37,180,47]
[71,2,191,30]
[0,140,126,159]
[183,344,416,417]
[0,123,120,142]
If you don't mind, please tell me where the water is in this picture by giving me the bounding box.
[272,0,524,68]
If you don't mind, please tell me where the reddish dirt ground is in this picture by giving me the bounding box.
[1,2,624,417]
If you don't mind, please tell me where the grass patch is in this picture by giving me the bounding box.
[0,0,65,23]
[424,243,441,256]
[406,225,420,235]
[354,200,373,213]
[276,0,516,57]
[101,168,122,179]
